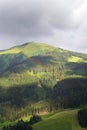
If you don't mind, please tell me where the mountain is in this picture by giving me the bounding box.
[0,42,87,123]
[0,42,87,86]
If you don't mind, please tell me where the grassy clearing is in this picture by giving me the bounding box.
[68,56,87,63]
[33,110,72,130]
[33,110,87,130]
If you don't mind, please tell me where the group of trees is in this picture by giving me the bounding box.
[52,78,87,108]
[3,115,42,130]
[78,108,87,128]
[66,62,87,76]
[3,120,33,130]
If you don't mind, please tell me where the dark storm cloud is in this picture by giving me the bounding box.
[0,0,87,53]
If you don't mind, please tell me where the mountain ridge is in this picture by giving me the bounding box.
[0,42,87,78]
[0,42,87,55]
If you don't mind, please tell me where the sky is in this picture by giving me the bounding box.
[0,0,87,53]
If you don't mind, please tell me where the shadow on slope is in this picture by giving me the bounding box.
[52,78,87,108]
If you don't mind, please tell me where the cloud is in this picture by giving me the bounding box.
[0,0,87,53]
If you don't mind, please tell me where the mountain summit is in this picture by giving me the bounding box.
[0,42,87,78]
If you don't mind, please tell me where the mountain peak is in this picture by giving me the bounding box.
[21,41,35,47]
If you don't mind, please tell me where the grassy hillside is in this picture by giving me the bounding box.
[33,110,87,130]
[0,42,56,56]
[68,56,87,63]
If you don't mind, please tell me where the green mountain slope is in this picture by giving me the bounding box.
[0,42,87,86]
[0,42,87,125]
[0,42,87,107]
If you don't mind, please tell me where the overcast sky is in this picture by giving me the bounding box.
[0,0,87,53]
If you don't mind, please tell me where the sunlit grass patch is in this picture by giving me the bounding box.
[68,56,87,63]
[0,48,21,54]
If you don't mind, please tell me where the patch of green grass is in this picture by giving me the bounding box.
[68,56,87,63]
[33,110,87,130]
[0,48,21,55]
[22,115,31,122]
[0,42,57,57]
[33,110,72,130]
[20,43,56,57]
